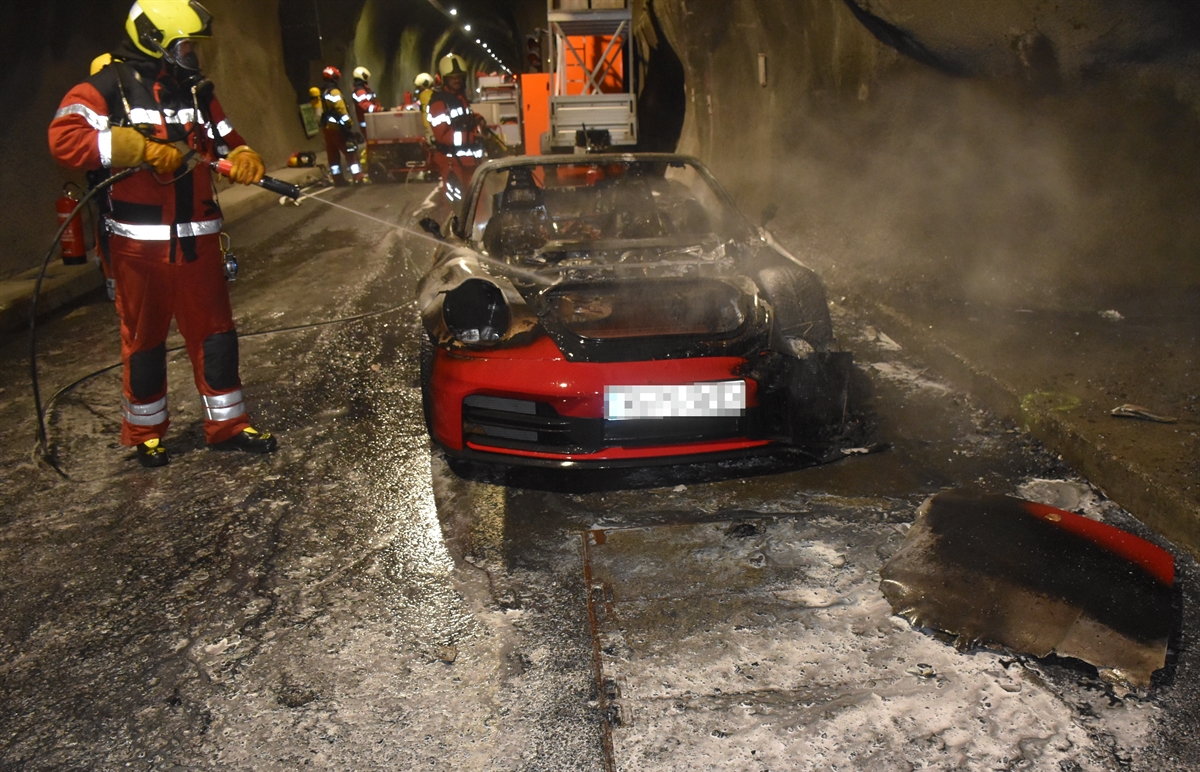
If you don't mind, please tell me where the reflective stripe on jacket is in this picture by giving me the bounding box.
[351,82,382,127]
[426,89,483,158]
[321,87,353,129]
[47,60,243,263]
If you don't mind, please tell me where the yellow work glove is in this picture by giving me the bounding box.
[143,139,185,175]
[226,145,265,185]
[109,126,146,168]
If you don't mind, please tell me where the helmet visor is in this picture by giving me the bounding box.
[168,38,202,71]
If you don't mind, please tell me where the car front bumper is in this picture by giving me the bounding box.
[427,336,771,465]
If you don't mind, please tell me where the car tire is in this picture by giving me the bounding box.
[757,265,835,353]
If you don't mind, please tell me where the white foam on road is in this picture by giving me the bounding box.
[588,514,1154,771]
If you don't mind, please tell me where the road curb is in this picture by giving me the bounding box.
[0,262,106,334]
[858,301,1200,560]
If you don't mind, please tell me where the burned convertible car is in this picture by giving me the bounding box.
[416,154,858,467]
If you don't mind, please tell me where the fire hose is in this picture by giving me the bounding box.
[30,161,302,471]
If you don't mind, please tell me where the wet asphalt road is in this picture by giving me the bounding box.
[0,181,1197,770]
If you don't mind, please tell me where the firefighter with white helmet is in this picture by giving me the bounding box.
[426,54,485,204]
[350,65,383,135]
[48,0,277,467]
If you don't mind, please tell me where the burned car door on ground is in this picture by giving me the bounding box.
[415,154,870,467]
[881,490,1177,688]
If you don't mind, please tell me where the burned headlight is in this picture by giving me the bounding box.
[442,279,511,345]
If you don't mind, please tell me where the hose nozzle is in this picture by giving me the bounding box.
[211,160,301,200]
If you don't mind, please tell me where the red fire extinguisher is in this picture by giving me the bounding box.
[55,184,87,266]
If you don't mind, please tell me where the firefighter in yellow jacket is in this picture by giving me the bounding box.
[319,66,364,185]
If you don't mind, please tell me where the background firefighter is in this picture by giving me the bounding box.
[413,72,436,142]
[47,0,277,468]
[426,54,484,205]
[319,65,364,186]
[350,66,383,136]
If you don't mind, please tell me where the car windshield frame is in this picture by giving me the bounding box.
[453,154,758,250]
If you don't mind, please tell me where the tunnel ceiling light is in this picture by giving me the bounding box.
[464,23,471,31]
[449,8,457,14]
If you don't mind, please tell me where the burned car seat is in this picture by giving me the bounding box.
[483,167,553,256]
[595,177,672,239]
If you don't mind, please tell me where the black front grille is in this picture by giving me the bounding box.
[462,395,587,448]
[462,395,749,454]
[603,417,744,445]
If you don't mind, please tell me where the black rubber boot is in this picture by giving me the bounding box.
[209,427,278,454]
[136,438,170,468]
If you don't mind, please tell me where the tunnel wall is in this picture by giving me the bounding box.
[2,0,314,281]
[649,0,1200,307]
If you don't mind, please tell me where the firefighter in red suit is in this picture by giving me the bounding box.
[350,66,383,136]
[320,66,364,185]
[426,54,485,205]
[47,0,277,468]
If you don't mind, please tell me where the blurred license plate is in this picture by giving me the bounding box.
[604,381,746,421]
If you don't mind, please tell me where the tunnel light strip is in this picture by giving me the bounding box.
[425,1,510,71]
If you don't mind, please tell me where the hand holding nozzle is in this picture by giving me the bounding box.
[210,158,301,200]
[224,146,265,185]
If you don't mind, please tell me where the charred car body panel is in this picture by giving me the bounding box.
[416,153,856,467]
[881,490,1176,688]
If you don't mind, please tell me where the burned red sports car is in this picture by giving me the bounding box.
[416,154,858,467]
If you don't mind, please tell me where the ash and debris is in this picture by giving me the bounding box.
[1,179,1196,771]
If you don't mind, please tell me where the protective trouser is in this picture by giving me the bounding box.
[112,236,251,446]
[431,152,478,204]
[323,126,363,182]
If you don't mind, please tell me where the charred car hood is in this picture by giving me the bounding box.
[510,239,771,362]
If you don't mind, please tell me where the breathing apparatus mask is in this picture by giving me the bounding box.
[152,38,209,94]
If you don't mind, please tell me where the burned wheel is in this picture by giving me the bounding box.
[757,265,835,352]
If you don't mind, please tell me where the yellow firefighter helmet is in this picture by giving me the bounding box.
[353,66,371,82]
[125,0,214,59]
[414,72,435,90]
